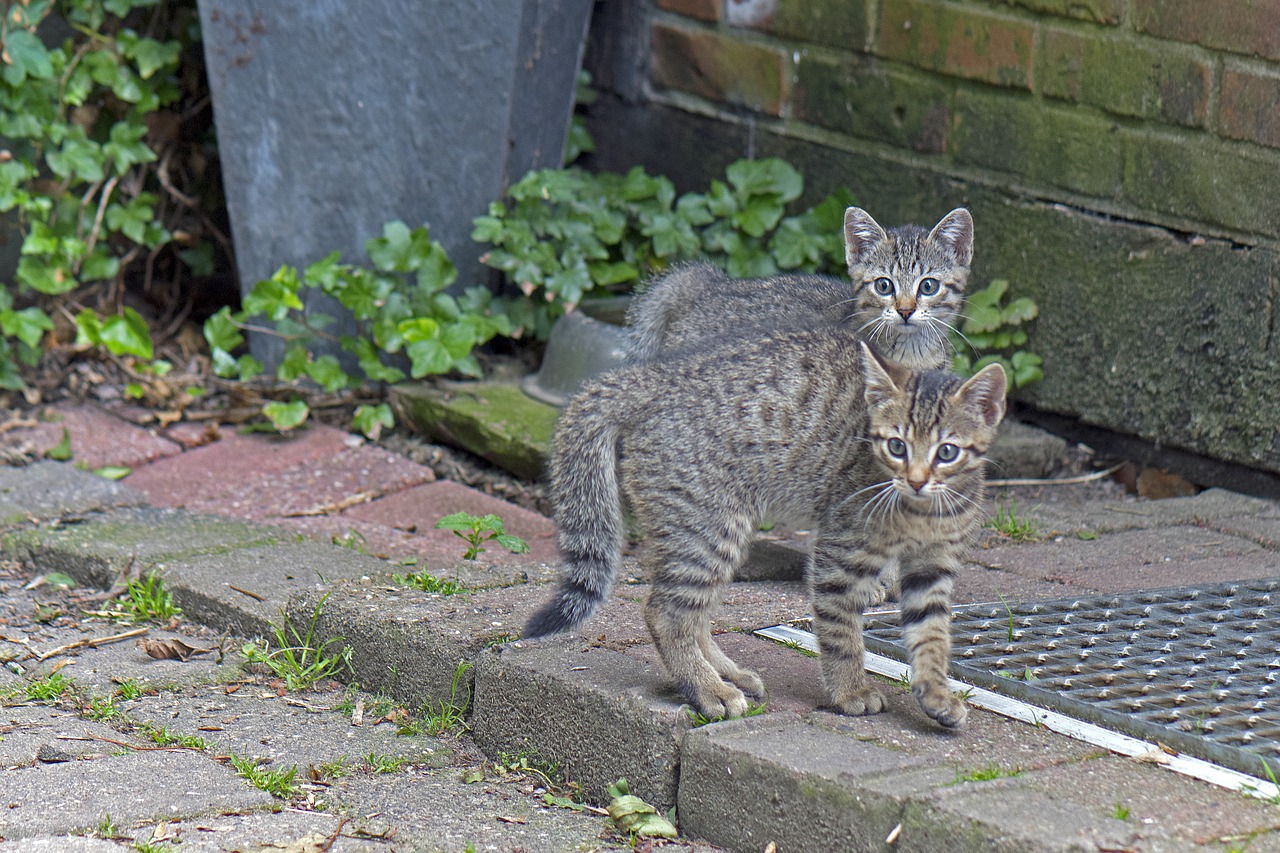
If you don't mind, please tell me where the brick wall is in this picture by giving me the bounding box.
[640,0,1280,242]
[582,0,1280,481]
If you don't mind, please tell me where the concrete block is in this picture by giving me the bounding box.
[0,462,145,528]
[472,639,692,809]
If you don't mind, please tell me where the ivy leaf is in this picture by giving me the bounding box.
[2,29,55,84]
[305,354,349,392]
[262,399,310,433]
[726,157,803,204]
[244,267,304,320]
[406,337,451,377]
[0,307,53,349]
[203,307,245,353]
[44,428,73,461]
[96,307,154,359]
[414,244,458,295]
[277,345,310,382]
[103,121,156,174]
[121,33,181,79]
[351,403,394,440]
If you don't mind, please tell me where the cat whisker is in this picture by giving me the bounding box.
[936,317,978,356]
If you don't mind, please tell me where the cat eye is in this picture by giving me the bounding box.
[872,277,894,296]
[886,437,907,458]
[936,443,960,463]
[918,278,941,296]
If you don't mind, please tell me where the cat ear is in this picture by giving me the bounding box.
[844,207,888,268]
[859,340,906,408]
[929,208,974,267]
[954,362,1007,428]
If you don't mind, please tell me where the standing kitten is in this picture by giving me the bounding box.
[524,331,1006,727]
[624,207,974,371]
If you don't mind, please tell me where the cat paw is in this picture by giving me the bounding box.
[916,686,968,728]
[726,668,765,699]
[687,683,750,721]
[827,686,886,717]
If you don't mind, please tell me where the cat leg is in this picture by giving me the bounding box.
[809,539,888,716]
[697,631,765,699]
[899,559,966,728]
[642,518,755,718]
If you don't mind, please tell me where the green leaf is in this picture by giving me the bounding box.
[406,337,451,377]
[121,33,180,79]
[244,267,305,320]
[962,304,1003,335]
[262,399,309,432]
[277,345,310,382]
[103,121,156,174]
[203,307,245,353]
[351,403,395,439]
[94,465,132,480]
[726,157,803,204]
[1002,297,1039,325]
[435,512,480,533]
[0,307,53,349]
[494,534,529,554]
[179,244,216,276]
[97,307,154,359]
[2,29,54,84]
[45,427,72,461]
[305,355,350,392]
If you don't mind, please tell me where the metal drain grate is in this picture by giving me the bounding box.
[844,578,1280,781]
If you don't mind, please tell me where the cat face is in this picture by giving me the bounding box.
[859,341,1005,514]
[843,208,973,363]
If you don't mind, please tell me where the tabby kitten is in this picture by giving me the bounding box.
[525,330,1006,727]
[624,207,974,371]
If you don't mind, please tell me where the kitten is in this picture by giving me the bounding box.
[624,207,973,371]
[524,330,1006,727]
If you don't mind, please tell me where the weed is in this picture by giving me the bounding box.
[395,569,463,595]
[85,694,120,722]
[133,841,173,853]
[117,679,144,701]
[144,724,209,751]
[950,278,1042,388]
[241,594,353,692]
[331,529,368,552]
[1112,802,1131,821]
[999,594,1016,642]
[96,813,119,838]
[116,573,182,623]
[230,753,301,799]
[364,752,408,774]
[435,512,529,561]
[26,671,72,702]
[988,498,1038,542]
[686,701,767,727]
[993,667,1038,682]
[951,764,1022,784]
[769,636,818,658]
[418,661,473,735]
[315,756,353,780]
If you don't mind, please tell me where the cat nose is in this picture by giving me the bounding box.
[897,307,915,321]
[908,476,928,492]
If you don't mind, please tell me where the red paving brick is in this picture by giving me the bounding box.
[2,404,182,470]
[125,424,357,508]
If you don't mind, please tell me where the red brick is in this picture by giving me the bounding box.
[658,0,720,23]
[0,404,181,470]
[876,0,1033,89]
[1134,0,1280,61]
[728,0,870,51]
[650,22,788,114]
[124,425,355,508]
[1220,65,1280,148]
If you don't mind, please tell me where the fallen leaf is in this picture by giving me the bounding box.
[136,637,214,662]
[496,816,527,825]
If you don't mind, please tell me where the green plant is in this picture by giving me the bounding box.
[363,752,408,774]
[26,670,72,702]
[418,660,473,735]
[143,724,208,751]
[241,594,353,691]
[434,512,529,561]
[473,158,853,339]
[85,693,119,722]
[229,752,301,799]
[117,678,143,701]
[315,756,353,780]
[115,572,181,622]
[0,1,217,391]
[686,701,767,727]
[952,764,1022,784]
[1112,802,1131,821]
[988,497,1038,542]
[394,569,463,595]
[951,279,1043,388]
[605,778,678,840]
[205,219,514,434]
[96,813,119,838]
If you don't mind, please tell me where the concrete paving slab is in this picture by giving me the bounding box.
[970,525,1280,596]
[0,838,125,852]
[125,686,453,773]
[0,749,272,838]
[1,507,289,589]
[159,541,399,638]
[472,640,691,809]
[0,705,148,768]
[0,462,144,528]
[121,810,391,852]
[1024,487,1280,539]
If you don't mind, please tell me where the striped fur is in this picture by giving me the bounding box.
[623,207,973,371]
[525,327,1006,727]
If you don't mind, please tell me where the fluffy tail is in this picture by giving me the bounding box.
[523,391,627,638]
[623,263,724,364]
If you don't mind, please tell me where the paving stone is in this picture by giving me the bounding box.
[1,507,289,590]
[0,462,145,528]
[159,540,399,638]
[121,810,390,852]
[0,749,272,838]
[1025,487,1280,538]
[472,639,692,809]
[123,425,355,509]
[0,838,125,852]
[0,706,148,768]
[0,405,182,471]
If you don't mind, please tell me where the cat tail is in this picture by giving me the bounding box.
[623,263,726,364]
[523,389,629,638]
